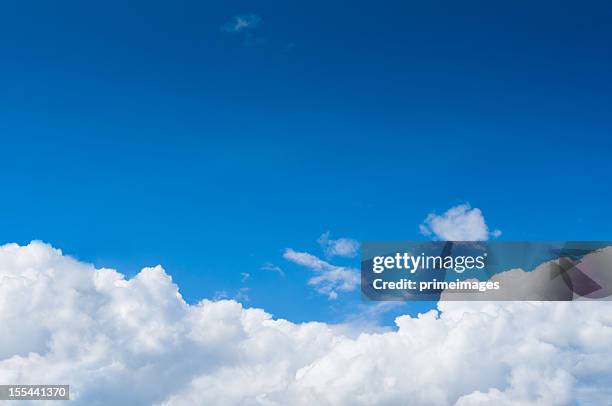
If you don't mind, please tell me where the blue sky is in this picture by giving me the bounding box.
[0,0,611,324]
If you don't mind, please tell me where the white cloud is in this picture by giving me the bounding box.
[235,287,250,302]
[420,203,501,241]
[261,262,284,277]
[1,241,611,405]
[221,14,261,33]
[317,232,360,258]
[213,290,229,300]
[283,248,359,299]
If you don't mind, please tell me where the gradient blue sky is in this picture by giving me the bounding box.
[1,0,611,324]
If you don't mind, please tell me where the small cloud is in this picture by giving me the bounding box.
[240,272,250,283]
[420,203,501,241]
[283,248,359,300]
[213,290,229,300]
[221,14,261,33]
[235,287,250,302]
[318,231,360,258]
[261,262,284,277]
[216,287,249,302]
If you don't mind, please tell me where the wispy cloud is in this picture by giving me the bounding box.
[235,287,250,302]
[283,248,359,299]
[240,272,250,283]
[317,231,359,258]
[341,302,407,333]
[420,203,501,241]
[260,261,284,277]
[221,14,261,33]
[213,290,229,300]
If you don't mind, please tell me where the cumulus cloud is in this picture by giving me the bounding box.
[317,232,360,258]
[420,203,501,241]
[221,14,261,33]
[1,241,611,405]
[283,248,359,299]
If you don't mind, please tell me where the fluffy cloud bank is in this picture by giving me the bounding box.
[420,203,501,241]
[1,242,611,405]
